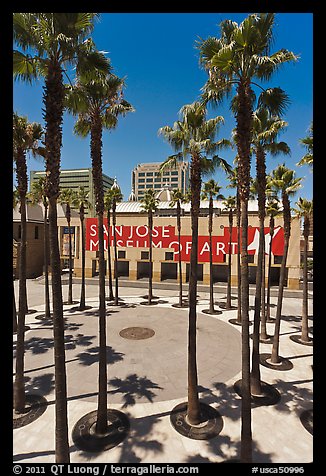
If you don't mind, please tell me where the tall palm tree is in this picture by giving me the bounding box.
[13,12,109,462]
[13,189,19,333]
[111,179,123,306]
[13,112,44,414]
[269,165,302,364]
[169,189,187,308]
[65,69,133,435]
[201,179,226,314]
[28,177,51,319]
[159,101,229,426]
[198,13,297,461]
[297,123,313,168]
[250,108,290,395]
[73,186,92,311]
[140,189,159,305]
[292,197,313,345]
[222,196,236,309]
[104,189,114,301]
[59,188,77,305]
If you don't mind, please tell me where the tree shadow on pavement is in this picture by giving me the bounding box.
[24,372,55,396]
[76,346,125,366]
[14,333,96,356]
[108,373,163,408]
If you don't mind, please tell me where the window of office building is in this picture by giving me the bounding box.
[139,185,145,189]
[139,172,145,177]
[139,178,145,183]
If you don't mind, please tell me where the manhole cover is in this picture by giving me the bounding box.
[119,327,155,340]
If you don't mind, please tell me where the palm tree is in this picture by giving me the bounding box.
[140,189,159,305]
[201,179,225,314]
[297,123,313,168]
[169,189,187,308]
[198,13,297,461]
[65,69,133,436]
[13,112,44,414]
[13,12,109,462]
[269,164,302,365]
[59,188,77,305]
[292,197,313,345]
[250,108,290,395]
[104,190,114,301]
[13,188,20,333]
[111,179,123,306]
[28,177,51,319]
[159,101,229,427]
[73,186,92,311]
[222,196,236,309]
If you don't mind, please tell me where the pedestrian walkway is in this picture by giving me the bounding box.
[13,279,313,463]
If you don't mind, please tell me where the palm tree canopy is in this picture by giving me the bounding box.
[294,197,313,219]
[201,179,224,200]
[297,123,313,167]
[140,189,159,214]
[28,177,48,207]
[13,13,109,83]
[13,112,45,160]
[251,108,290,155]
[158,101,232,176]
[169,189,187,208]
[73,186,92,210]
[198,13,298,106]
[269,164,303,198]
[223,195,237,211]
[266,198,283,218]
[66,73,134,136]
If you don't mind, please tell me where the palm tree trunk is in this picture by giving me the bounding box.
[48,196,70,462]
[148,211,153,305]
[177,202,183,306]
[13,281,17,333]
[266,217,275,322]
[251,147,265,395]
[79,208,86,310]
[301,222,309,342]
[113,205,119,306]
[187,153,201,425]
[260,249,268,339]
[236,192,242,323]
[226,210,233,309]
[67,215,73,304]
[14,195,27,413]
[106,210,114,301]
[271,195,290,364]
[43,57,69,463]
[208,198,214,313]
[236,77,253,463]
[44,204,51,318]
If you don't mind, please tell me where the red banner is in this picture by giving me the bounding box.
[85,218,284,263]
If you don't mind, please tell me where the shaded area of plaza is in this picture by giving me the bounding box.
[13,278,313,463]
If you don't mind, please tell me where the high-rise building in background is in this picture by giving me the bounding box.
[30,168,114,217]
[131,161,189,201]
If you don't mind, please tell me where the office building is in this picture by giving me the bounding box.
[131,161,189,200]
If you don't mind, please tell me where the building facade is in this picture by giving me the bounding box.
[131,161,189,200]
[30,168,114,217]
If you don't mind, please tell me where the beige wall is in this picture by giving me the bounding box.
[60,213,301,290]
[13,222,44,278]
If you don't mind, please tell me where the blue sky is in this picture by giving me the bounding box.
[13,12,313,201]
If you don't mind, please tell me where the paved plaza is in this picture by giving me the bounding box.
[13,278,313,464]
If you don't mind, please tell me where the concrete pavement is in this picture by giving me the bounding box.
[13,278,313,463]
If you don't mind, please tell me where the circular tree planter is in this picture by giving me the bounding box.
[202,309,223,315]
[172,302,190,309]
[233,379,281,406]
[119,327,155,340]
[260,353,294,371]
[300,409,313,435]
[68,305,93,312]
[250,333,274,344]
[72,409,130,453]
[217,303,237,310]
[63,300,79,306]
[13,394,47,429]
[228,319,253,327]
[34,313,53,321]
[170,402,223,440]
[26,309,38,315]
[139,301,159,306]
[290,334,313,347]
[140,294,160,300]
